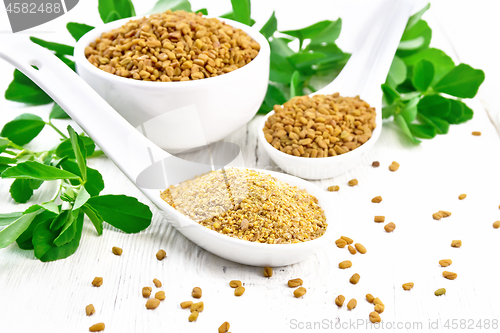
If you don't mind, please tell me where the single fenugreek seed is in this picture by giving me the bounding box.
[372,161,380,167]
[443,271,458,280]
[263,267,273,277]
[366,294,375,303]
[439,259,452,267]
[348,245,357,255]
[341,236,354,244]
[451,240,462,248]
[155,291,165,300]
[433,212,443,220]
[335,238,347,248]
[192,287,202,298]
[85,304,95,316]
[458,194,467,200]
[339,260,352,269]
[347,299,357,310]
[89,323,105,332]
[384,222,396,232]
[335,295,345,307]
[294,287,307,298]
[439,210,452,217]
[373,298,384,306]
[219,322,230,333]
[188,311,199,322]
[190,302,204,312]
[402,282,414,290]
[349,273,360,284]
[142,286,152,298]
[354,243,367,254]
[435,288,446,296]
[288,278,303,288]
[229,280,242,288]
[180,301,193,309]
[112,246,122,256]
[493,221,500,229]
[374,304,385,313]
[472,131,481,136]
[389,161,400,171]
[92,277,103,287]
[146,298,160,309]
[371,196,382,203]
[327,185,340,192]
[374,216,385,223]
[153,278,162,288]
[348,179,358,186]
[234,286,245,296]
[369,312,381,323]
[156,249,167,261]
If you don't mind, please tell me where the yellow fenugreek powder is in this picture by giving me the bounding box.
[161,168,327,244]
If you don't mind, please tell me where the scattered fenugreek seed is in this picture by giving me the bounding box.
[142,287,152,298]
[402,282,414,290]
[389,161,400,171]
[335,238,347,248]
[348,179,358,186]
[188,311,199,322]
[229,280,242,288]
[374,304,385,313]
[92,277,103,287]
[348,245,357,255]
[354,243,366,254]
[234,286,245,296]
[89,323,105,332]
[458,194,467,200]
[451,240,462,248]
[155,291,166,300]
[180,301,193,309]
[85,304,95,316]
[440,210,452,217]
[156,249,167,261]
[192,287,202,299]
[349,273,360,285]
[493,221,500,229]
[371,196,382,203]
[472,131,481,136]
[341,236,354,244]
[219,322,230,333]
[373,298,384,306]
[288,278,303,288]
[327,185,340,192]
[263,267,273,277]
[433,212,443,220]
[112,246,122,256]
[190,302,204,312]
[439,259,452,267]
[374,216,385,223]
[335,295,345,307]
[294,287,307,298]
[366,294,375,303]
[442,271,458,280]
[384,222,396,232]
[153,278,162,288]
[339,260,352,269]
[347,299,357,310]
[435,288,446,296]
[369,312,381,323]
[146,298,160,309]
[372,161,380,167]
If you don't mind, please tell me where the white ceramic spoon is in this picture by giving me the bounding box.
[259,0,416,179]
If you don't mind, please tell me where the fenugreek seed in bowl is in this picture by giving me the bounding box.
[85,10,260,82]
[160,168,327,244]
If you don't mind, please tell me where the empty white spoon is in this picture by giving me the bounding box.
[259,0,416,179]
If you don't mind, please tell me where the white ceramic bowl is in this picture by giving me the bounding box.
[74,16,270,153]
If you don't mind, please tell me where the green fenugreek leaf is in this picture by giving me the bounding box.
[432,64,485,98]
[0,208,41,249]
[66,22,95,42]
[5,70,52,105]
[230,0,251,26]
[29,37,74,56]
[1,113,45,146]
[412,59,434,92]
[260,11,277,39]
[98,0,136,23]
[50,103,71,120]
[1,161,80,181]
[148,0,192,14]
[67,126,87,182]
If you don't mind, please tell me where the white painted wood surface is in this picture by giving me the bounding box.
[1,1,500,332]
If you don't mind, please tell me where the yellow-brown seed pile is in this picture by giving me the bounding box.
[161,168,327,244]
[85,10,260,81]
[263,93,376,158]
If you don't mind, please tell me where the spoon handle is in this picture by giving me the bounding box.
[0,41,169,181]
[315,0,415,100]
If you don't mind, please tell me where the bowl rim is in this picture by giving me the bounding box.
[74,14,270,88]
[145,166,334,250]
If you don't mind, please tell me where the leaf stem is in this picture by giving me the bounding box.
[46,121,68,139]
[3,150,17,156]
[89,150,105,158]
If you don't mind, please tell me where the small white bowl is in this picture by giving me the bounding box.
[74,15,270,153]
